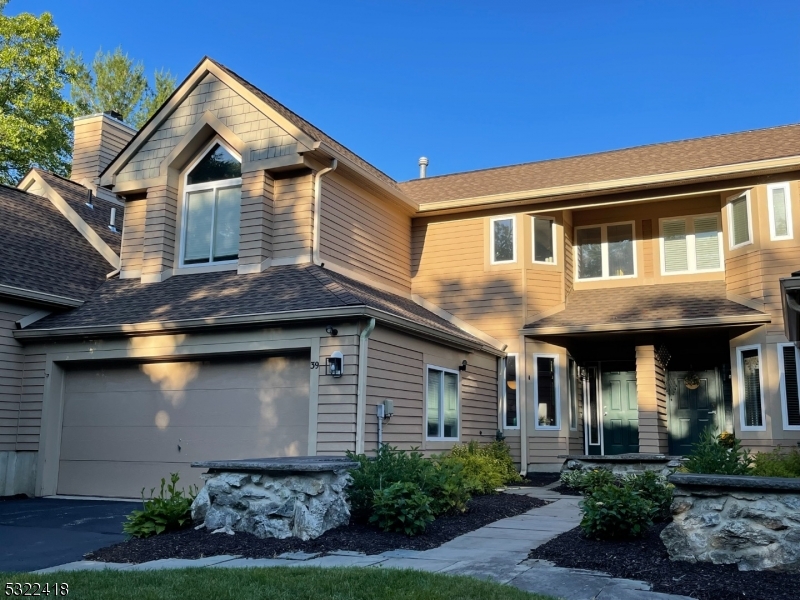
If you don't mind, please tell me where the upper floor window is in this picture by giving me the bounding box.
[660,214,722,275]
[181,141,242,266]
[767,183,793,241]
[490,216,516,264]
[727,191,752,249]
[532,217,556,264]
[575,222,635,281]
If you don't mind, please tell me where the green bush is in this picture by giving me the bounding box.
[751,447,800,478]
[623,471,674,520]
[123,473,197,538]
[683,428,752,475]
[580,484,654,540]
[559,469,586,490]
[560,468,617,493]
[426,459,471,515]
[442,441,507,494]
[482,440,523,484]
[369,481,435,536]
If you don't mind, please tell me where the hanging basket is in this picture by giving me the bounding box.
[684,371,701,390]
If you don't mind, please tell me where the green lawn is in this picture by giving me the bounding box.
[2,567,554,600]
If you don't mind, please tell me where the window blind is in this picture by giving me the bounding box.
[782,346,800,426]
[663,219,688,272]
[771,187,789,238]
[693,216,720,270]
[731,196,750,246]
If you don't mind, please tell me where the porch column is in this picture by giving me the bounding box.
[635,345,668,453]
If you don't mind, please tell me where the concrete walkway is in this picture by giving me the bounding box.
[36,486,695,600]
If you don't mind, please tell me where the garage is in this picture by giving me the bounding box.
[57,353,310,498]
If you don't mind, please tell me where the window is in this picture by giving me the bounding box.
[575,222,635,280]
[659,214,723,275]
[534,354,560,429]
[181,140,242,266]
[737,345,765,430]
[427,366,459,440]
[767,183,793,241]
[532,217,555,264]
[568,358,578,431]
[777,343,800,430]
[490,216,516,264]
[503,355,519,428]
[728,191,752,249]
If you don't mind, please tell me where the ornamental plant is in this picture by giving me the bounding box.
[580,484,654,540]
[369,481,435,536]
[123,473,197,538]
[623,471,674,520]
[682,428,752,475]
[751,447,800,478]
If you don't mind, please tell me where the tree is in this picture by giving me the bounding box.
[0,0,75,185]
[67,47,176,129]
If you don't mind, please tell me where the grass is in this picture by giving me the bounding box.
[1,567,554,600]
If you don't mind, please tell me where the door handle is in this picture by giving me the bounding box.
[708,411,716,414]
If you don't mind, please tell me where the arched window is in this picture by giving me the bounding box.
[181,139,242,265]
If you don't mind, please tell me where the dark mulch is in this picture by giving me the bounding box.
[549,484,582,496]
[512,473,562,487]
[529,521,800,600]
[87,493,545,564]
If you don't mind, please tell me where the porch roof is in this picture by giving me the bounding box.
[524,281,770,335]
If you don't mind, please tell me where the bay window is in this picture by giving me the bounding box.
[490,216,516,264]
[767,183,793,241]
[728,191,752,249]
[532,217,556,264]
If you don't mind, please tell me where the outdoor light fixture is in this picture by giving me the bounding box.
[327,351,343,377]
[459,360,468,371]
[325,325,338,336]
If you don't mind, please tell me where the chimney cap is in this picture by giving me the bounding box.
[418,157,429,166]
[104,110,124,122]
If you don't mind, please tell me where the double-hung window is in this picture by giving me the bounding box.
[534,354,560,429]
[575,222,635,280]
[503,355,519,428]
[532,217,556,264]
[777,343,800,430]
[427,366,459,440]
[490,216,516,264]
[181,140,242,266]
[728,191,752,249]
[767,183,793,241]
[737,345,766,430]
[659,214,723,275]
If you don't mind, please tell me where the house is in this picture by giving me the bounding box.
[3,56,800,499]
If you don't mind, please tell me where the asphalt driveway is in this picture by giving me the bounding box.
[0,497,139,572]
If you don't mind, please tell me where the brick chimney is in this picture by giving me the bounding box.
[71,112,136,195]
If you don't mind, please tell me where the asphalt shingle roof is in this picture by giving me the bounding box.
[525,281,769,332]
[0,184,115,301]
[29,264,483,344]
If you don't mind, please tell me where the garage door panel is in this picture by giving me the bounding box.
[58,353,311,497]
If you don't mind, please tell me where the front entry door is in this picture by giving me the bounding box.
[669,369,721,455]
[601,370,639,455]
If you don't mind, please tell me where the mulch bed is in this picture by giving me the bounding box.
[87,493,545,564]
[528,521,800,600]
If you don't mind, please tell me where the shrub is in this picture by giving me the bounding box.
[442,442,507,494]
[560,468,617,493]
[682,428,752,475]
[369,481,435,536]
[482,440,523,484]
[426,459,471,515]
[580,484,654,540]
[623,471,674,520]
[123,473,197,538]
[559,469,586,490]
[751,447,800,478]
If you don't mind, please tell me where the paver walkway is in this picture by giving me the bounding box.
[36,485,695,600]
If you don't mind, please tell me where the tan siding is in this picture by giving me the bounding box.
[636,345,668,453]
[141,184,178,276]
[526,269,562,319]
[504,431,522,466]
[317,334,359,455]
[273,173,313,260]
[759,247,799,336]
[120,198,147,275]
[642,219,654,278]
[116,74,300,184]
[238,171,274,267]
[319,174,411,291]
[564,213,574,296]
[0,301,36,451]
[725,251,764,300]
[17,350,45,452]
[72,116,135,183]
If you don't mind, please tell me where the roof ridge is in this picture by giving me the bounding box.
[399,122,800,185]
[303,264,362,306]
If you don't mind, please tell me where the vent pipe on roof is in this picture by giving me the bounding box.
[418,157,428,179]
[85,189,94,209]
[109,207,118,232]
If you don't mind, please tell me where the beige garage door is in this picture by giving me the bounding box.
[58,353,310,498]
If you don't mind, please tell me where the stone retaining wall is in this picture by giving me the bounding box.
[561,454,683,478]
[661,473,800,572]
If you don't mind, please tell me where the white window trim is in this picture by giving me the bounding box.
[573,221,637,282]
[531,216,557,265]
[533,353,561,430]
[568,356,578,431]
[502,354,520,430]
[490,215,517,265]
[425,364,461,441]
[767,182,793,241]
[179,136,243,269]
[727,190,754,250]
[736,344,767,432]
[658,213,724,276]
[777,343,800,431]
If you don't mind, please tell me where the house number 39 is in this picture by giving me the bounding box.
[310,362,320,369]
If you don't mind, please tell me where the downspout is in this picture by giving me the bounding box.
[312,159,338,265]
[519,333,528,476]
[355,317,376,454]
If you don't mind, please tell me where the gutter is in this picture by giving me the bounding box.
[0,284,84,308]
[355,317,376,454]
[312,159,338,265]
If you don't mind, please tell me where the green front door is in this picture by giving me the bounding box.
[669,369,721,455]
[601,370,639,454]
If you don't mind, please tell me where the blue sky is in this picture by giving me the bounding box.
[11,0,800,181]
